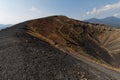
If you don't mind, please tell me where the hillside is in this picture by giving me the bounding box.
[85,16,120,27]
[0,15,120,80]
[27,16,120,67]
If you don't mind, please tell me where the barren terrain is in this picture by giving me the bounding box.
[0,16,120,80]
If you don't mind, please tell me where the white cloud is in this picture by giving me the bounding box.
[29,6,40,13]
[113,13,120,17]
[87,2,120,15]
[28,6,56,20]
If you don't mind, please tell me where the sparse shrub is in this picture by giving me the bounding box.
[64,34,70,39]
[48,33,58,41]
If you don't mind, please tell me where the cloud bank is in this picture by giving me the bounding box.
[87,2,120,15]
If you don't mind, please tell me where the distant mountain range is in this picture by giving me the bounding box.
[84,16,120,27]
[0,24,12,30]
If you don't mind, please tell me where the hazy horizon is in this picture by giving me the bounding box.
[0,0,120,24]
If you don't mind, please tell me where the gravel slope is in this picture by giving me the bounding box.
[0,23,117,80]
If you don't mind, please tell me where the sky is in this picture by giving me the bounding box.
[0,0,120,24]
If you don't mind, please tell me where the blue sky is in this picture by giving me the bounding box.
[0,0,120,24]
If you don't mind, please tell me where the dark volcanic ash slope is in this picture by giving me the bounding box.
[0,15,118,80]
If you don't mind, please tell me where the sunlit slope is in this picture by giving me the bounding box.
[27,15,120,67]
